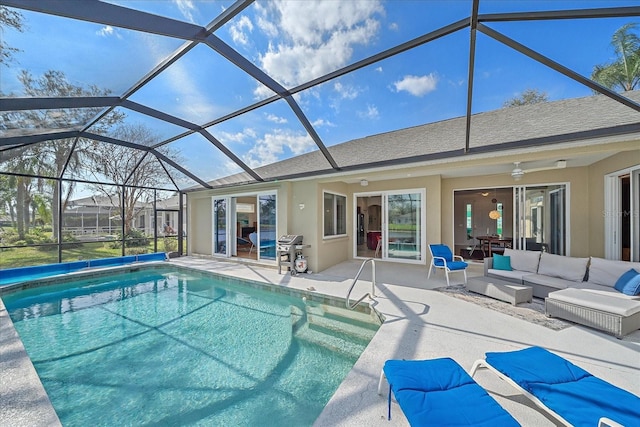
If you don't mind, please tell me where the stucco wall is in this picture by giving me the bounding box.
[189,196,212,255]
[314,181,349,272]
[588,151,640,258]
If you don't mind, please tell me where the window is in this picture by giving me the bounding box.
[324,192,346,237]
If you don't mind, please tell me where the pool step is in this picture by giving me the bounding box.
[290,305,378,357]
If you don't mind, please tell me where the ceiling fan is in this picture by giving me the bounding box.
[511,160,566,181]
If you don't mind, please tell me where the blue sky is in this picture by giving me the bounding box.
[2,0,639,188]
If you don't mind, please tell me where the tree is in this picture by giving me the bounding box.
[503,89,549,108]
[0,70,125,239]
[592,23,640,92]
[0,6,24,66]
[85,123,181,236]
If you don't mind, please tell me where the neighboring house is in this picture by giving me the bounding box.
[185,91,640,273]
[64,195,125,237]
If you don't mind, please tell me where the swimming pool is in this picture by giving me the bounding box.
[3,265,380,426]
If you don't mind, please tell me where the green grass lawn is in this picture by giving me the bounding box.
[0,239,184,269]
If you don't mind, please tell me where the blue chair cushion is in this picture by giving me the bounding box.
[384,358,518,426]
[493,254,512,271]
[430,244,453,262]
[614,268,640,295]
[447,260,468,271]
[485,346,640,427]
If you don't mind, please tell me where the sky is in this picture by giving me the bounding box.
[2,0,639,190]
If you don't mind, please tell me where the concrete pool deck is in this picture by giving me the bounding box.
[2,256,639,426]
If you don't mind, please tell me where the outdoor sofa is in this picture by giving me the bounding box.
[483,248,640,337]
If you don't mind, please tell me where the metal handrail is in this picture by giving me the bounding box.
[346,258,377,309]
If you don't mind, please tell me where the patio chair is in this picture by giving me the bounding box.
[470,346,640,427]
[248,232,257,254]
[427,244,468,286]
[378,357,519,426]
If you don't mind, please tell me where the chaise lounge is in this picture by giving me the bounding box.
[378,357,519,426]
[470,346,640,427]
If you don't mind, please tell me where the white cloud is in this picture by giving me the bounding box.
[375,66,383,73]
[389,22,399,31]
[96,26,120,38]
[312,118,335,127]
[334,82,359,100]
[253,0,384,98]
[393,73,438,97]
[173,0,196,23]
[357,104,379,120]
[229,15,254,46]
[265,113,287,124]
[216,128,257,144]
[243,129,315,167]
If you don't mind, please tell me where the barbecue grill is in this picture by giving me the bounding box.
[277,234,306,275]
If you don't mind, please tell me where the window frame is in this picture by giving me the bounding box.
[323,190,347,239]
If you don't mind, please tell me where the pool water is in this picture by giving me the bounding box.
[3,267,379,426]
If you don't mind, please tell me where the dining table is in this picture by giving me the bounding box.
[476,235,513,257]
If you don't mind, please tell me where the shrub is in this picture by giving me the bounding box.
[125,247,149,255]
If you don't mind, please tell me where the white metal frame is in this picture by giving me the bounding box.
[322,190,348,239]
[512,182,570,255]
[605,165,640,261]
[211,189,278,260]
[353,188,426,264]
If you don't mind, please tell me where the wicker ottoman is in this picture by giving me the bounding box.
[545,288,640,338]
[466,276,533,305]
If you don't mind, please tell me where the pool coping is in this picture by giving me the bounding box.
[0,296,62,427]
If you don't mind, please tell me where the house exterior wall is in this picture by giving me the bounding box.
[588,151,640,258]
[186,149,639,271]
[190,196,212,255]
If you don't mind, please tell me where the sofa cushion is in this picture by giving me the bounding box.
[487,269,530,283]
[522,274,574,291]
[614,269,640,296]
[547,288,640,317]
[493,254,512,271]
[537,252,589,283]
[587,257,640,288]
[574,282,640,301]
[504,248,541,273]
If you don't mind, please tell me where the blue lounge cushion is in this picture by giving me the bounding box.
[493,254,512,271]
[614,268,640,295]
[485,346,640,427]
[383,358,518,426]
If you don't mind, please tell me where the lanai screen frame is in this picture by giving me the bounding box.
[1,1,640,267]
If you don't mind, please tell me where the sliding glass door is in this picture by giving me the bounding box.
[355,189,425,263]
[213,197,228,256]
[386,192,423,260]
[514,184,568,255]
[605,167,640,261]
[212,192,277,260]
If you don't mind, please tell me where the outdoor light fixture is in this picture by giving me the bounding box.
[511,162,524,181]
[360,179,368,186]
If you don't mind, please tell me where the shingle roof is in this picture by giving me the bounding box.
[200,91,640,189]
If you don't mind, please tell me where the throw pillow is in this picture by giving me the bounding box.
[614,268,640,296]
[493,254,512,271]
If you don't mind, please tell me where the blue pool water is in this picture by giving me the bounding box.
[3,267,379,426]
